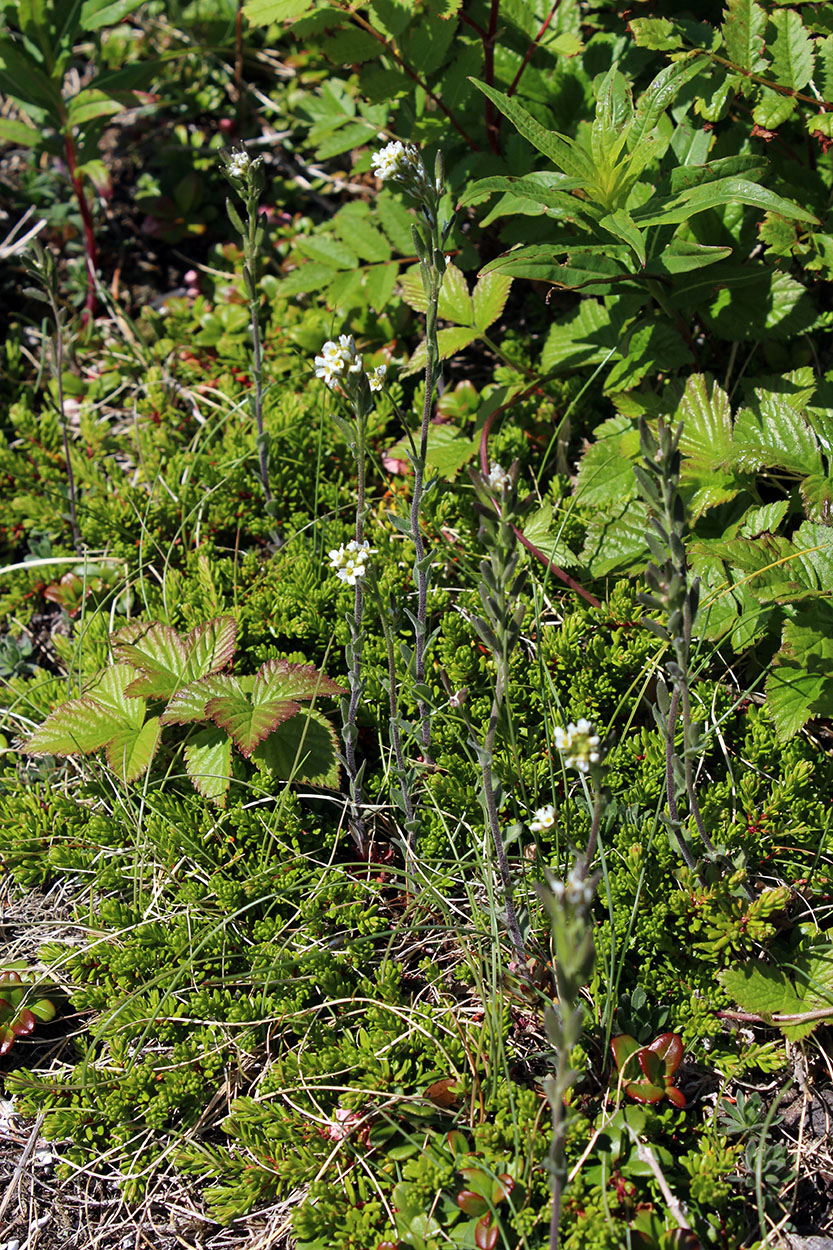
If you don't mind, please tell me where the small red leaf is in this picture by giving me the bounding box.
[491,1173,515,1204]
[665,1083,687,1109]
[638,1048,663,1084]
[11,1008,35,1038]
[647,1031,684,1075]
[475,1213,499,1250]
[625,1080,667,1104]
[0,1027,15,1056]
[611,1033,641,1072]
[457,1190,489,1217]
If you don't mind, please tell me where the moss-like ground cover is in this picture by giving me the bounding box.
[2,2,833,1248]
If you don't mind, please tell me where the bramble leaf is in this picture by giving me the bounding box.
[253,706,341,788]
[185,727,233,805]
[114,616,236,699]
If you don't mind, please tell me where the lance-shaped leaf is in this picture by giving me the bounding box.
[114,616,236,699]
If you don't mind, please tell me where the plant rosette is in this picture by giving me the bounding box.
[611,1032,686,1109]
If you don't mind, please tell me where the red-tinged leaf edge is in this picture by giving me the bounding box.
[0,1027,16,1056]
[638,1047,664,1085]
[491,1174,515,1205]
[447,1130,470,1158]
[475,1213,499,1250]
[611,1033,641,1072]
[205,694,301,757]
[11,1008,35,1038]
[457,1190,489,1217]
[625,1080,667,1104]
[646,1030,684,1075]
[665,1082,687,1109]
[255,656,346,701]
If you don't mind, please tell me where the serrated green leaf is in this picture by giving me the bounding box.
[721,942,833,1039]
[521,501,578,568]
[541,300,618,373]
[25,697,123,756]
[733,391,822,475]
[161,674,232,725]
[471,270,512,332]
[364,261,399,311]
[105,715,161,783]
[752,88,797,129]
[574,414,640,505]
[115,616,236,699]
[470,80,596,183]
[333,203,391,263]
[386,424,478,478]
[203,659,343,757]
[678,374,734,467]
[628,18,683,50]
[722,0,768,73]
[86,665,146,727]
[252,706,340,787]
[702,267,816,341]
[185,727,233,805]
[243,0,312,24]
[295,234,358,270]
[770,8,814,91]
[438,264,474,325]
[581,500,651,576]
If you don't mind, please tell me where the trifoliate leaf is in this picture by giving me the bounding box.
[114,616,236,699]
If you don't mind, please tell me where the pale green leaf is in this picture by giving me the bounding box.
[633,177,818,227]
[722,0,768,73]
[85,665,146,728]
[580,500,651,576]
[520,501,578,568]
[471,271,512,332]
[295,235,358,270]
[114,616,236,700]
[733,391,822,475]
[653,240,732,274]
[185,727,233,806]
[25,697,124,757]
[243,0,312,24]
[702,267,817,341]
[0,117,41,146]
[574,414,640,505]
[722,942,833,1039]
[436,264,473,325]
[752,89,796,130]
[770,9,814,91]
[385,424,478,479]
[678,374,734,467]
[105,716,161,783]
[403,327,479,375]
[67,89,133,126]
[161,674,233,725]
[600,210,645,266]
[541,300,618,373]
[628,18,683,50]
[80,0,144,28]
[253,707,341,788]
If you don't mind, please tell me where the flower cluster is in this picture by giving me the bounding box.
[486,462,511,493]
[548,863,596,909]
[372,140,433,198]
[225,149,256,180]
[529,803,556,834]
[554,718,602,774]
[329,540,373,586]
[314,337,387,396]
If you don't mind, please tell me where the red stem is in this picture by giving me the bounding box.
[507,0,561,99]
[483,0,502,155]
[63,130,98,322]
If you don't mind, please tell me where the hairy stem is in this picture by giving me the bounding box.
[344,413,367,854]
[246,208,271,505]
[482,690,526,959]
[62,131,98,324]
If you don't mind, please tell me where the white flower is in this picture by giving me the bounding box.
[529,803,556,833]
[486,462,511,492]
[329,540,373,586]
[371,141,431,195]
[314,336,363,390]
[554,718,602,774]
[227,150,251,179]
[367,364,387,392]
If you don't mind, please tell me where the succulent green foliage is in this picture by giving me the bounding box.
[0,969,57,1055]
[611,1032,686,1108]
[24,618,344,800]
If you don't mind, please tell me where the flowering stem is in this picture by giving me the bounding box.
[245,211,271,506]
[411,257,440,758]
[344,407,368,854]
[62,129,98,325]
